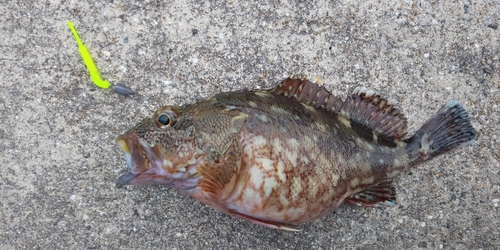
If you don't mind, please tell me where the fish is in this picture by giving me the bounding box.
[116,78,477,231]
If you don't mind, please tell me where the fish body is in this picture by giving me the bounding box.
[116,78,477,230]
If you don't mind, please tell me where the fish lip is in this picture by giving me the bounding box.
[116,132,161,185]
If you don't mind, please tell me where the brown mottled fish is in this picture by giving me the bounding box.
[116,78,477,231]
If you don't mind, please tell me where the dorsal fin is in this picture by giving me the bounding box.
[340,87,407,139]
[269,78,344,109]
[269,78,407,140]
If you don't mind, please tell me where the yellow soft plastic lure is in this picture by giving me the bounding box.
[68,21,110,89]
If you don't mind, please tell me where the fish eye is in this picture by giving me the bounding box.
[158,114,171,125]
[155,110,177,129]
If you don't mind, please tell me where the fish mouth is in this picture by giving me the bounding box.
[116,132,162,185]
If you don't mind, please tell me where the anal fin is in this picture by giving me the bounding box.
[345,180,396,207]
[230,211,303,231]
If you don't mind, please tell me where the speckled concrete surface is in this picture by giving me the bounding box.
[0,0,498,249]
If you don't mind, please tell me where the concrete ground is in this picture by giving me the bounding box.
[0,0,498,249]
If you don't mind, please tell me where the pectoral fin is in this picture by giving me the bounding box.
[197,135,242,195]
[345,180,396,207]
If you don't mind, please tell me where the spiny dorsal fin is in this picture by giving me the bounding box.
[270,78,407,140]
[269,78,344,109]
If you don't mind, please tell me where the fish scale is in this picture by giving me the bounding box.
[116,78,477,231]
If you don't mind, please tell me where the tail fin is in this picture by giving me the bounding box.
[406,100,477,164]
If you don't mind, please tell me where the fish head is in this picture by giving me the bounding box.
[116,105,203,189]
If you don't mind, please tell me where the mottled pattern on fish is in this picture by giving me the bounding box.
[116,78,477,231]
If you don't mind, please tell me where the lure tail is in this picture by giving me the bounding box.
[67,21,110,89]
[406,100,477,165]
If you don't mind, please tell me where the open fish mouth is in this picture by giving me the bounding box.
[116,132,162,185]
